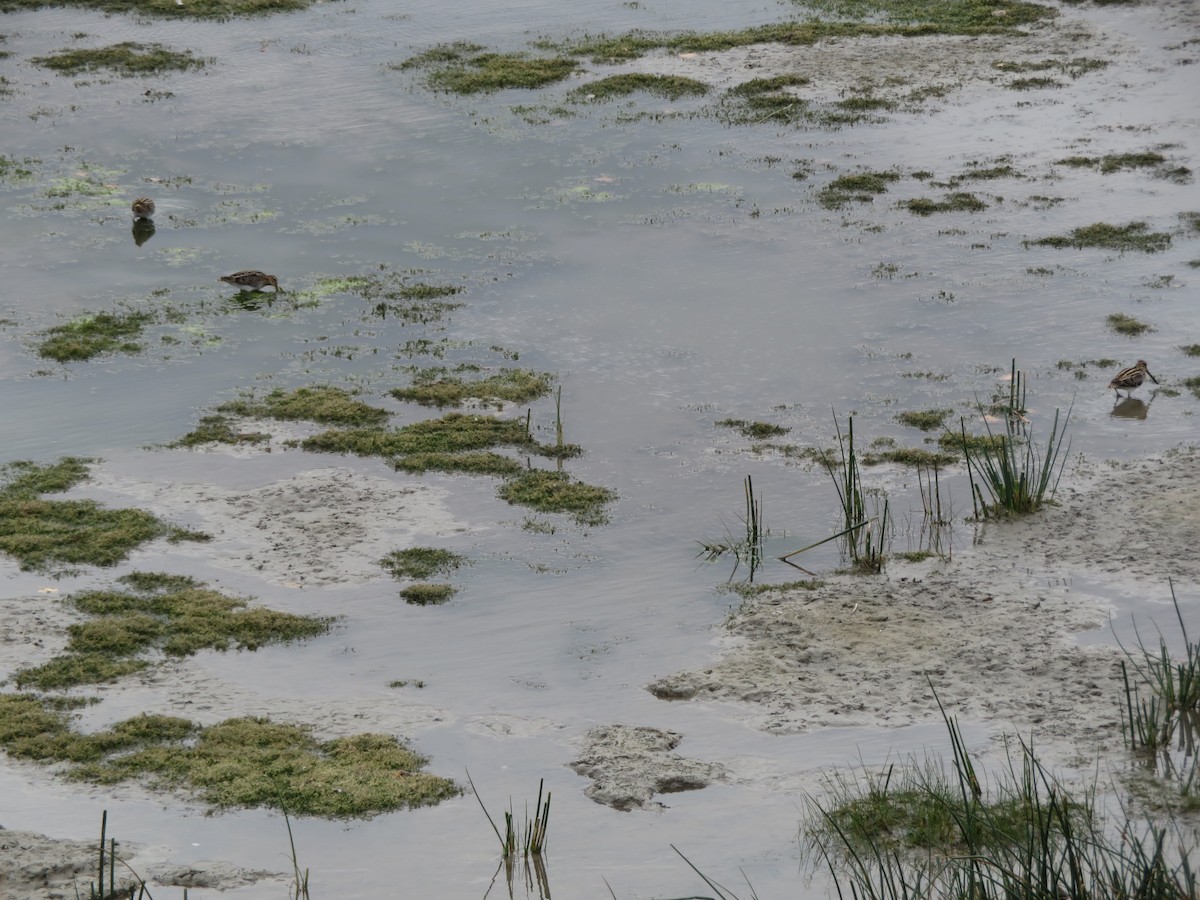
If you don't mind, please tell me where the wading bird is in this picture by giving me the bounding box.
[219,270,280,292]
[131,197,155,220]
[1108,359,1158,398]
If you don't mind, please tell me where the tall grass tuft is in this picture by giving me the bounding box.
[81,810,154,900]
[468,772,552,899]
[822,415,889,572]
[1118,580,1200,795]
[698,475,766,581]
[961,360,1072,518]
[806,684,1198,899]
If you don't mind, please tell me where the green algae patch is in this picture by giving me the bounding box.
[380,547,467,580]
[498,470,615,526]
[545,2,1053,64]
[0,0,319,18]
[166,414,271,449]
[896,409,953,431]
[400,583,458,606]
[303,412,544,458]
[0,697,458,817]
[1025,221,1172,253]
[218,386,389,427]
[818,171,901,208]
[0,459,207,573]
[391,367,554,408]
[859,447,959,467]
[37,310,154,362]
[569,73,709,102]
[716,418,791,439]
[720,75,812,125]
[904,192,988,215]
[1,457,92,498]
[392,451,526,478]
[1106,313,1154,337]
[31,42,207,77]
[313,272,464,325]
[13,573,334,690]
[425,52,578,94]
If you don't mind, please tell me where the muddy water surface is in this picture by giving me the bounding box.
[1,0,1198,898]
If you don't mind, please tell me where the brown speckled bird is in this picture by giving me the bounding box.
[1108,359,1158,398]
[219,270,280,292]
[131,197,155,220]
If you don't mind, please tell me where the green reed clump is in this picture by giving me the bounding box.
[961,361,1071,518]
[822,415,888,573]
[697,475,767,582]
[807,686,1199,900]
[1118,581,1200,759]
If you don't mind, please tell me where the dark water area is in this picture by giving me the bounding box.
[1,0,1198,897]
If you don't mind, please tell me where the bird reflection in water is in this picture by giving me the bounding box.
[1110,396,1152,420]
[131,218,155,247]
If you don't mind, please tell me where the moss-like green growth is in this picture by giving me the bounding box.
[423,51,578,94]
[0,476,208,572]
[860,447,959,467]
[1181,345,1200,358]
[1006,75,1062,90]
[391,367,553,408]
[569,73,709,102]
[938,430,1005,454]
[0,0,317,18]
[14,573,333,690]
[896,409,953,432]
[218,386,389,427]
[392,451,526,478]
[818,171,901,209]
[37,311,154,362]
[1025,221,1171,253]
[380,547,467,580]
[904,192,988,215]
[497,470,615,525]
[0,697,458,817]
[1055,151,1168,174]
[716,418,791,439]
[1,457,92,498]
[0,154,36,181]
[303,412,542,458]
[1106,313,1154,337]
[400,583,458,606]
[721,75,812,125]
[1183,376,1200,400]
[547,2,1054,64]
[31,42,207,76]
[166,414,271,449]
[313,273,463,325]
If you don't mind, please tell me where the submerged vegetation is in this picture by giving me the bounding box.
[0,696,458,816]
[818,171,901,209]
[37,310,154,363]
[0,458,208,572]
[218,386,390,427]
[1026,221,1172,253]
[904,192,988,215]
[313,272,464,324]
[0,0,319,17]
[31,42,208,76]
[380,547,467,580]
[391,367,554,408]
[13,572,333,690]
[1106,313,1154,337]
[569,73,709,102]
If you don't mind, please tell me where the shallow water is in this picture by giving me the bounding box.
[1,0,1198,897]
